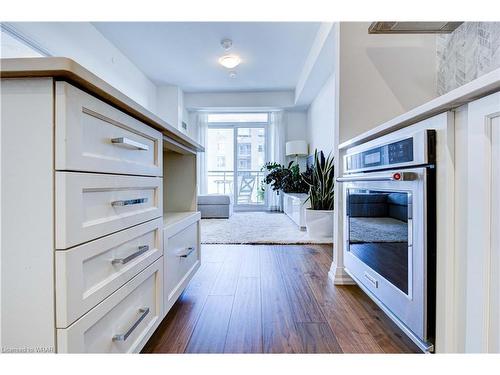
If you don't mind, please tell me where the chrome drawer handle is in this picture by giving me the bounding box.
[111,198,148,207]
[111,137,149,151]
[112,307,150,342]
[112,245,149,265]
[364,272,379,288]
[176,247,195,258]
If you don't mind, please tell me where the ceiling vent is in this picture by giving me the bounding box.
[368,22,463,34]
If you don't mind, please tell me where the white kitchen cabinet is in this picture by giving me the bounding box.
[434,91,500,353]
[460,91,500,353]
[1,58,203,353]
[162,143,202,317]
[55,172,163,249]
[55,218,163,328]
[55,82,163,177]
[57,259,163,353]
[163,215,201,313]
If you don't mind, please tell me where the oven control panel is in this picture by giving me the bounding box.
[388,138,414,164]
[344,130,434,173]
[346,137,414,171]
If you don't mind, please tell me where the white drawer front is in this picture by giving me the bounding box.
[57,258,163,353]
[164,221,201,313]
[56,172,162,249]
[55,218,163,328]
[55,82,162,176]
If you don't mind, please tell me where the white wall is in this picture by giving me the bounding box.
[338,22,438,144]
[5,22,158,113]
[0,27,44,58]
[306,74,335,155]
[187,111,199,142]
[184,90,295,110]
[156,85,197,140]
[295,23,335,106]
[156,84,184,130]
[284,110,308,167]
[183,107,195,139]
[286,111,308,142]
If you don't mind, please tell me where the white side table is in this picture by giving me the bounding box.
[282,192,310,230]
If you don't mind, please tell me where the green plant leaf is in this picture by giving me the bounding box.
[301,149,334,210]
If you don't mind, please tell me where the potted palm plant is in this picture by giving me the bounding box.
[260,161,310,194]
[302,150,334,238]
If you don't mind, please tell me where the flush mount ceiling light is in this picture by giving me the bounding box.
[219,54,241,69]
[218,38,241,69]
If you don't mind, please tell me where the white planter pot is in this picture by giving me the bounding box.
[305,208,333,238]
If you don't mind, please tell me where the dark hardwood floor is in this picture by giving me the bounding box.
[142,244,420,354]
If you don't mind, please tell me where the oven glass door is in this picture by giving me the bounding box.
[347,188,412,295]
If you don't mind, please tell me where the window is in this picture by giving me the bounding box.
[206,113,268,206]
[238,159,251,170]
[238,143,251,156]
[216,156,226,168]
[207,128,233,172]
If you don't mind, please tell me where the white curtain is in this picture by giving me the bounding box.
[267,111,286,211]
[196,112,208,195]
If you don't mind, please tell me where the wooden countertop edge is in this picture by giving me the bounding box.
[0,57,204,152]
[339,68,500,150]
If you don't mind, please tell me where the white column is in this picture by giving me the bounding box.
[329,147,354,285]
[1,78,56,350]
[328,25,354,285]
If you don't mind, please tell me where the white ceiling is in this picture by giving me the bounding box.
[92,22,321,93]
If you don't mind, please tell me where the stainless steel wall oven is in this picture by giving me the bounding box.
[337,129,436,352]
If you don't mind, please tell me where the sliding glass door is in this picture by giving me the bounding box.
[235,127,266,206]
[206,113,268,210]
[207,127,234,196]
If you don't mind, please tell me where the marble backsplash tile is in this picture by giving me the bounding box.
[437,22,500,95]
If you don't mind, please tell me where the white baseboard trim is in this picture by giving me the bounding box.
[328,265,355,285]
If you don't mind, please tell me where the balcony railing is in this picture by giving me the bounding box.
[207,170,265,204]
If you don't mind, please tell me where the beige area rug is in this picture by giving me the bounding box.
[200,212,333,244]
[349,217,408,243]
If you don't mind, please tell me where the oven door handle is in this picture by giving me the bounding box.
[336,172,416,183]
[337,175,394,182]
